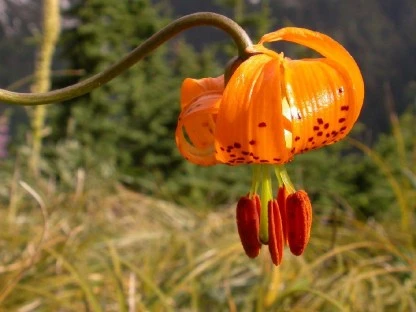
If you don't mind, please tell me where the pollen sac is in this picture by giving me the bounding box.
[286,190,312,256]
[236,195,261,258]
[267,199,284,266]
[277,186,289,244]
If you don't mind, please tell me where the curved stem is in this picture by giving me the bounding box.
[0,12,252,106]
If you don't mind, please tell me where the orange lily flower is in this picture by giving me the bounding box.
[176,27,364,265]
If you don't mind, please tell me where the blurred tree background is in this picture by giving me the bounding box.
[0,0,415,218]
[0,1,415,310]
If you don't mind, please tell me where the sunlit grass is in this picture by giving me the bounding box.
[0,174,414,311]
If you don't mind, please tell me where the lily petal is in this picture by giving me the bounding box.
[215,54,291,165]
[283,58,353,153]
[176,76,224,166]
[181,76,224,109]
[258,27,364,128]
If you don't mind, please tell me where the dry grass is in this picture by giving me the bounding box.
[0,177,414,312]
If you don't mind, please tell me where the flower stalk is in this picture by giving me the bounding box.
[29,0,60,175]
[0,12,252,106]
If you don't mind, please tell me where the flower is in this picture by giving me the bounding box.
[176,27,364,265]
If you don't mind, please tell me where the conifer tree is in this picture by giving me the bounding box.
[48,0,222,198]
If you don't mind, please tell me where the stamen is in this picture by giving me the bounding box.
[236,195,261,258]
[286,190,312,256]
[268,199,284,266]
[277,186,289,244]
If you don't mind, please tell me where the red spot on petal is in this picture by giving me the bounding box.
[249,140,256,145]
[258,122,267,128]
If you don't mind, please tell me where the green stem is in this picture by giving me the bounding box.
[279,167,296,194]
[249,165,261,197]
[259,165,272,244]
[0,12,252,106]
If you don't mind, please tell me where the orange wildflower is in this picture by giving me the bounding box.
[176,27,364,265]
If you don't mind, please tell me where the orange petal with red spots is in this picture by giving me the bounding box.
[236,195,261,258]
[257,27,364,130]
[282,58,352,153]
[268,199,284,266]
[286,190,312,256]
[215,54,291,165]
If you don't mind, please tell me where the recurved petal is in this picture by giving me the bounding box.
[282,58,354,154]
[215,53,291,165]
[258,27,364,126]
[175,93,221,166]
[181,76,224,109]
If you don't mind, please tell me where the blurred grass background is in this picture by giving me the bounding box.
[0,0,415,311]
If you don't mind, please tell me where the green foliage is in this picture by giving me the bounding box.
[46,0,223,200]
[50,0,175,173]
[39,0,416,219]
[0,182,414,311]
[43,0,276,208]
[2,2,416,310]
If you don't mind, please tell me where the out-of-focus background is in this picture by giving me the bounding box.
[0,0,415,311]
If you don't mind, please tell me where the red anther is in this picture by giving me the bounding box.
[286,190,312,256]
[277,186,288,244]
[268,199,284,266]
[236,195,261,258]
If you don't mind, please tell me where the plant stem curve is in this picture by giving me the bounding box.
[0,12,252,106]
